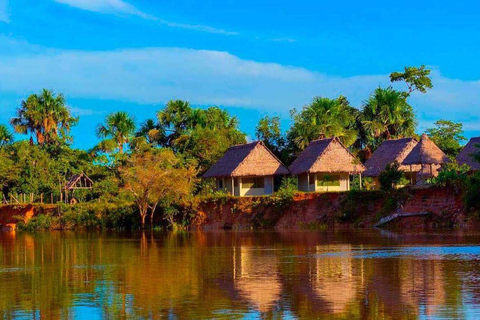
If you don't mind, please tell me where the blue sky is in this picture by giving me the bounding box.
[1,0,480,149]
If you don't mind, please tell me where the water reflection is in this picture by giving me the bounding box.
[2,231,480,318]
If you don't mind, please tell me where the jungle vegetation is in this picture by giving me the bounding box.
[0,65,476,229]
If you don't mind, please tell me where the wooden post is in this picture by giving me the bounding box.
[410,165,413,185]
[51,193,53,204]
[40,193,43,204]
[307,173,310,192]
[231,178,234,196]
[359,173,362,190]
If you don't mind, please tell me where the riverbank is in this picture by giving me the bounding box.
[193,187,470,230]
[1,186,476,231]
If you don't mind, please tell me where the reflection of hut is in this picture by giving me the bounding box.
[234,246,281,313]
[64,173,93,204]
[289,137,365,192]
[313,245,359,314]
[457,137,480,172]
[203,141,289,196]
[364,138,419,189]
[402,134,450,185]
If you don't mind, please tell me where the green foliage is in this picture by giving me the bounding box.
[390,65,433,95]
[255,116,288,162]
[270,177,297,207]
[426,120,466,157]
[17,201,138,231]
[0,124,13,146]
[378,162,404,190]
[287,96,358,152]
[359,87,416,150]
[96,111,136,153]
[10,89,78,146]
[338,190,383,222]
[433,161,470,189]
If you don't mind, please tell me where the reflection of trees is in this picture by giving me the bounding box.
[0,231,477,319]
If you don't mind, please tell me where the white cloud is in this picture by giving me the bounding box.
[0,0,9,23]
[53,0,238,35]
[0,44,479,131]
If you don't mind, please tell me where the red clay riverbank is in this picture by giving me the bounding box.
[193,187,472,230]
[0,204,56,230]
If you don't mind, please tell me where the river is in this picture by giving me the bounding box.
[1,230,480,319]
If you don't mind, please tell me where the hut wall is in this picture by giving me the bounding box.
[313,173,350,192]
[298,173,350,192]
[239,176,274,196]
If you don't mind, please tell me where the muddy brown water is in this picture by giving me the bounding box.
[1,230,480,319]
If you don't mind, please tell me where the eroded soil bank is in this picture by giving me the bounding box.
[193,187,473,230]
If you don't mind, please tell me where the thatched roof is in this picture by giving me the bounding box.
[364,138,418,177]
[203,141,289,178]
[289,137,365,175]
[457,137,480,171]
[402,133,450,165]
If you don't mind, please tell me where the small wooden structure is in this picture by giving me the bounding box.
[364,138,419,189]
[203,141,289,196]
[64,173,93,204]
[457,137,480,172]
[402,133,450,185]
[289,137,365,192]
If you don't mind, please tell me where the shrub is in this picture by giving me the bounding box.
[379,162,403,190]
[270,176,297,207]
[433,161,470,190]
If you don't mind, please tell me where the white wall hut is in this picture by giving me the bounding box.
[202,141,289,196]
[289,137,365,192]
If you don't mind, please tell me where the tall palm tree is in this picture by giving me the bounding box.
[97,111,136,153]
[361,87,416,140]
[10,89,77,145]
[0,124,13,146]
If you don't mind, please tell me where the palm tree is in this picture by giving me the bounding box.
[97,111,136,153]
[10,89,77,145]
[136,119,165,146]
[358,87,417,156]
[361,87,416,140]
[0,124,13,146]
[287,96,358,150]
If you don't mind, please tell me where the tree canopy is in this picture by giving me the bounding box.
[426,120,466,158]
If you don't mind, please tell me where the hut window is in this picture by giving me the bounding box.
[217,179,224,189]
[309,174,315,185]
[242,177,264,189]
[317,175,341,187]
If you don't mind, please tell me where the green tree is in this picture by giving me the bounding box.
[156,101,246,172]
[390,65,433,95]
[287,96,358,152]
[119,149,196,228]
[11,89,78,145]
[135,119,165,146]
[0,124,13,146]
[96,111,136,153]
[359,87,416,154]
[255,116,287,161]
[378,162,404,190]
[426,120,466,158]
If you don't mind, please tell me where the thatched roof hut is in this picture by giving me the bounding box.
[203,141,289,178]
[402,134,450,166]
[289,137,365,175]
[64,173,93,190]
[364,138,418,177]
[457,137,480,171]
